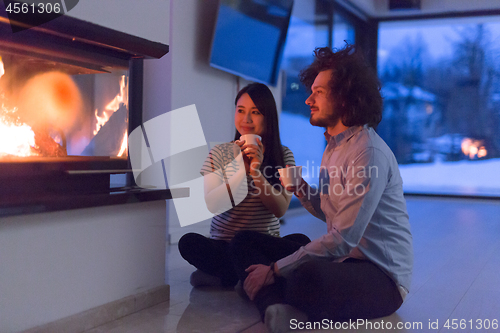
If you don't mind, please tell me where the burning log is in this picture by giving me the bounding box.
[82,104,127,157]
[31,127,67,157]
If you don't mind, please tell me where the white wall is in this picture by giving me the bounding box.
[66,0,170,45]
[164,0,238,240]
[0,201,167,333]
[169,0,236,139]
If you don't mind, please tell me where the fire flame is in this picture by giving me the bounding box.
[0,119,37,157]
[117,131,128,157]
[93,75,128,156]
[0,56,38,157]
[106,75,128,111]
[461,138,487,159]
[0,57,4,78]
[93,108,112,135]
[94,75,128,135]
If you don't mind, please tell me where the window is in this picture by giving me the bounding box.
[377,16,500,196]
[332,13,355,49]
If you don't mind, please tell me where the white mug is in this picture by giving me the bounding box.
[239,134,262,146]
[278,166,303,187]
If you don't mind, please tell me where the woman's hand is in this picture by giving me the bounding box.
[243,264,275,300]
[245,138,264,176]
[235,138,264,176]
[235,139,251,174]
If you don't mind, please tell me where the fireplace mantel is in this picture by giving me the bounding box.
[0,186,189,218]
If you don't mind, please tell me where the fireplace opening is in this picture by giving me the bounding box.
[0,52,129,160]
[0,44,131,198]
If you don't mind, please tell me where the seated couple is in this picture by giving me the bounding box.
[179,44,413,333]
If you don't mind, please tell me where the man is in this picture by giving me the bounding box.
[230,45,413,332]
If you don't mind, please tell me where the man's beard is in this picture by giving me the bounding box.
[310,112,339,128]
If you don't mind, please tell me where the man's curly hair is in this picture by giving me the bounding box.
[299,44,383,128]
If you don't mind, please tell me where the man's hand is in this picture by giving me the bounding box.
[279,165,308,198]
[243,264,275,300]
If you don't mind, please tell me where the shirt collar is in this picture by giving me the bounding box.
[324,125,364,146]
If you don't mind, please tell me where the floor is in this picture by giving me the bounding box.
[85,197,500,332]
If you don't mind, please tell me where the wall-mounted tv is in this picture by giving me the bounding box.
[209,0,294,86]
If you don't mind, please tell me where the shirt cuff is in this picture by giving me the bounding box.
[398,285,409,301]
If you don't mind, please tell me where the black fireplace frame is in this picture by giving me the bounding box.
[0,8,188,217]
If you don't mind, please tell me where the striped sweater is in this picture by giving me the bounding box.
[200,142,295,241]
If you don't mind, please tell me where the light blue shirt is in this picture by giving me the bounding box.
[277,125,413,298]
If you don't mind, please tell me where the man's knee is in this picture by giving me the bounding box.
[289,261,321,283]
[282,233,311,246]
[286,261,325,299]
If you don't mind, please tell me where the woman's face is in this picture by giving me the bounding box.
[235,93,265,137]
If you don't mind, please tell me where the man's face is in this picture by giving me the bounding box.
[305,69,338,128]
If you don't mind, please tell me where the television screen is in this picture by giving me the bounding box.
[209,0,294,86]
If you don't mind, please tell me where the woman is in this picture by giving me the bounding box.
[178,83,309,288]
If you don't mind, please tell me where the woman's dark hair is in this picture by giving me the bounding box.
[234,83,285,186]
[299,44,383,128]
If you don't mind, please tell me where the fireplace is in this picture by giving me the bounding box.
[0,9,187,216]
